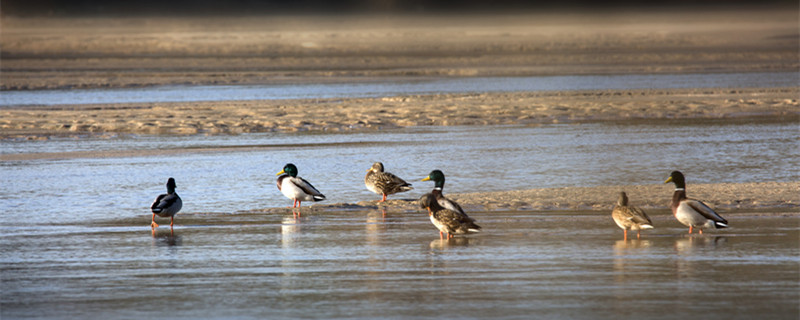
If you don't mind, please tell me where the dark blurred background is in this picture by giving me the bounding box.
[3,0,796,16]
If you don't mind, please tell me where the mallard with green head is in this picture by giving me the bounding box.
[276,163,326,208]
[365,162,413,202]
[150,177,182,228]
[419,193,481,240]
[611,191,653,240]
[665,171,728,234]
[422,169,465,215]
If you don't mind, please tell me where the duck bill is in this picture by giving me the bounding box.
[276,169,286,176]
[421,177,431,181]
[664,177,673,184]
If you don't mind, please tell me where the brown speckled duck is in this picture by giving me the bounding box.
[419,193,481,240]
[611,191,653,240]
[365,162,413,202]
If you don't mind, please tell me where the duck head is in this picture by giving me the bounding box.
[422,169,445,189]
[166,177,177,194]
[616,191,628,206]
[664,171,686,189]
[418,193,443,215]
[276,163,299,177]
[367,162,384,173]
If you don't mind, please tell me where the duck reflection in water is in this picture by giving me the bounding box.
[281,215,301,247]
[613,239,653,252]
[429,237,473,250]
[151,228,181,247]
[675,235,727,255]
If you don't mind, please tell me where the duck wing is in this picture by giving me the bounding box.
[293,176,326,200]
[626,206,653,226]
[373,172,413,194]
[686,199,727,224]
[151,193,180,213]
[435,208,481,233]
[438,195,467,217]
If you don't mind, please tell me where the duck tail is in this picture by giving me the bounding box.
[468,223,482,233]
[714,221,728,229]
[313,195,326,201]
[641,224,654,229]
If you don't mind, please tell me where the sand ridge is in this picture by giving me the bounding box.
[251,181,800,214]
[2,87,798,140]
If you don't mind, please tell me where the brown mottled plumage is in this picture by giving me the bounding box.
[365,162,413,202]
[611,192,653,240]
[419,193,481,240]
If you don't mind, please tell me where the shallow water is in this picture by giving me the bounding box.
[1,72,797,106]
[1,210,798,319]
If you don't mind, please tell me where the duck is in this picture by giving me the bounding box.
[665,171,728,234]
[422,169,465,215]
[276,163,326,208]
[611,191,654,240]
[365,162,413,202]
[419,193,481,240]
[150,177,182,228]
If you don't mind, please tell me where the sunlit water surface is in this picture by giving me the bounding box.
[2,211,798,319]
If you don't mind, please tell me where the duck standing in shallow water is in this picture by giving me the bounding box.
[150,177,182,228]
[419,193,481,240]
[365,162,413,202]
[611,191,653,240]
[276,163,326,208]
[665,171,728,234]
[422,169,465,215]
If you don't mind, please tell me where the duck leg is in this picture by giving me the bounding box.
[623,229,628,241]
[380,193,387,202]
[636,230,641,239]
[439,231,444,240]
[688,226,693,234]
[698,229,703,235]
[151,214,159,228]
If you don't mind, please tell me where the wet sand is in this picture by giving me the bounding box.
[265,181,800,214]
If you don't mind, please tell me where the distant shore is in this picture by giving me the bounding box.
[2,9,797,90]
